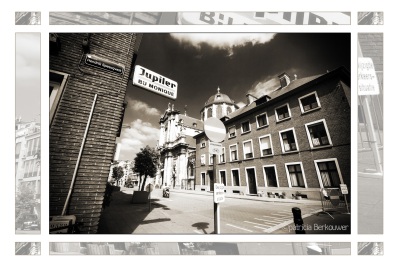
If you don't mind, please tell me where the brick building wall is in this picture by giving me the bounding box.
[195,68,350,200]
[49,33,139,233]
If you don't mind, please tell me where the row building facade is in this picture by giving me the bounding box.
[194,67,351,200]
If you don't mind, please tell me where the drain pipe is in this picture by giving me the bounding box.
[61,94,98,216]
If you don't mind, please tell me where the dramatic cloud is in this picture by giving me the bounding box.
[127,97,161,117]
[247,76,281,97]
[118,119,160,160]
[170,33,276,50]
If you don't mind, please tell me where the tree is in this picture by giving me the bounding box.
[133,145,159,191]
[112,166,125,183]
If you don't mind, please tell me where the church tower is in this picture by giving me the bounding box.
[200,87,239,121]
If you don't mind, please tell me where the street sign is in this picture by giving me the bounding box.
[145,183,154,193]
[340,184,349,195]
[204,117,226,143]
[209,141,223,155]
[214,183,225,203]
[133,65,178,100]
[358,57,380,95]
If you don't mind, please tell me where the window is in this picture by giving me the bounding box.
[279,128,298,153]
[259,135,273,156]
[50,70,69,126]
[188,165,194,177]
[241,121,251,134]
[220,170,227,186]
[230,144,238,161]
[27,137,40,156]
[219,147,226,163]
[201,173,206,185]
[263,165,278,187]
[200,138,206,148]
[256,113,268,128]
[228,126,236,138]
[242,140,254,159]
[200,154,206,165]
[209,154,214,165]
[16,142,21,159]
[285,163,306,188]
[305,119,332,148]
[207,107,213,118]
[299,92,320,113]
[23,159,38,178]
[231,169,240,186]
[275,104,291,122]
[315,159,343,188]
[227,107,232,115]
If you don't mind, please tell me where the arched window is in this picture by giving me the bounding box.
[227,106,232,115]
[207,107,213,118]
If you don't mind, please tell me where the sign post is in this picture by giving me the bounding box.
[204,117,226,234]
[145,183,154,212]
[340,184,350,214]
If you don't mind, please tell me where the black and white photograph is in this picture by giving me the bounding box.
[49,32,351,234]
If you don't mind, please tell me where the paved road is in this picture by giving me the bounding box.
[98,188,323,234]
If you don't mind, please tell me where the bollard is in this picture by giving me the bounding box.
[292,207,306,234]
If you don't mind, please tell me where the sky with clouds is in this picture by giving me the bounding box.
[15,33,41,123]
[118,33,350,160]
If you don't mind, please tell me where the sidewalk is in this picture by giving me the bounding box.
[97,187,350,234]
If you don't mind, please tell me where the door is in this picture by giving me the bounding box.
[207,171,214,191]
[246,168,257,194]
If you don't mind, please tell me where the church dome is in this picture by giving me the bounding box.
[205,87,236,106]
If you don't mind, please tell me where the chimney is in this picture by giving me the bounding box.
[246,93,258,105]
[278,73,291,88]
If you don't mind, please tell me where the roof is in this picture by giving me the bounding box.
[179,114,203,131]
[223,66,350,122]
[204,88,237,107]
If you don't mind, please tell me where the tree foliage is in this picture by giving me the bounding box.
[133,145,159,191]
[112,166,125,181]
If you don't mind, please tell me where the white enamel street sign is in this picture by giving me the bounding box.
[209,141,223,155]
[214,183,225,203]
[358,57,380,95]
[133,65,178,100]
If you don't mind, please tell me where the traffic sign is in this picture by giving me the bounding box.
[209,141,223,155]
[214,183,225,203]
[340,184,349,195]
[204,117,226,143]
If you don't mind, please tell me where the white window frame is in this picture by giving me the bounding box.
[241,120,251,134]
[279,127,299,153]
[50,70,69,127]
[209,154,214,165]
[262,164,280,188]
[219,169,227,185]
[228,126,236,138]
[231,168,241,187]
[314,158,344,189]
[304,119,333,149]
[245,166,258,193]
[200,172,206,186]
[229,144,239,162]
[275,103,291,122]
[284,162,308,188]
[256,112,269,129]
[200,138,206,148]
[298,91,321,114]
[259,134,274,157]
[219,147,226,163]
[242,139,254,160]
[200,154,206,165]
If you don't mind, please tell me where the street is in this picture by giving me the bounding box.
[98,187,349,234]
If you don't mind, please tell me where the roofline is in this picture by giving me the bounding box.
[223,66,350,124]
